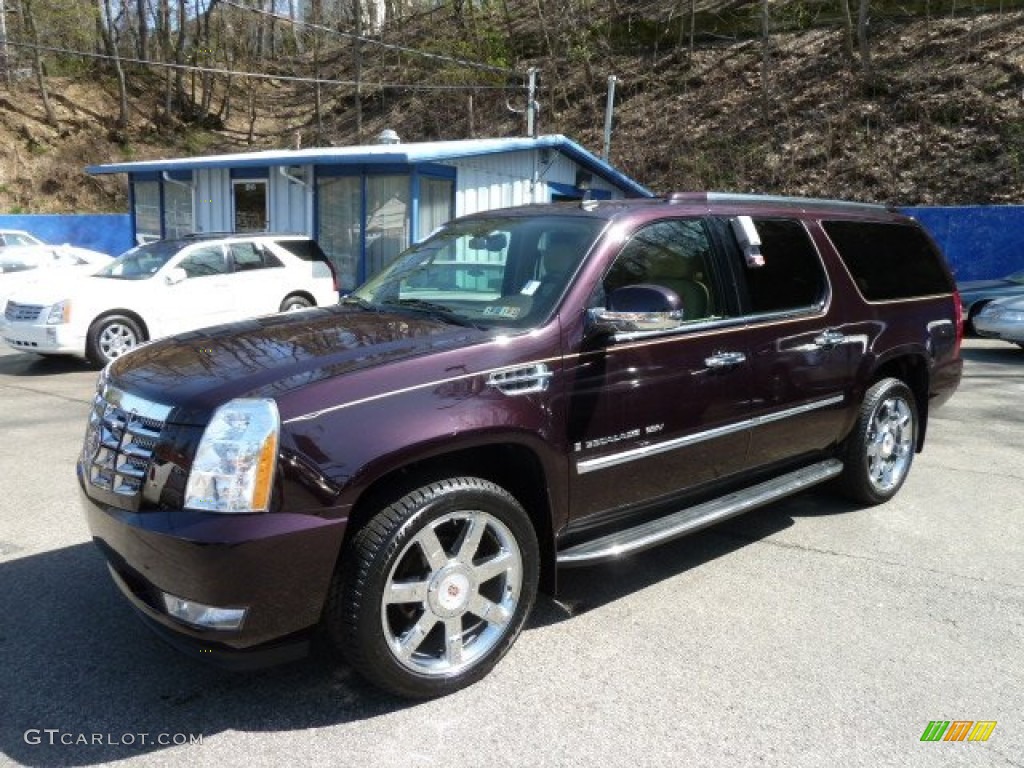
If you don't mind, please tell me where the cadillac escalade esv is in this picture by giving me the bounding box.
[79,193,963,698]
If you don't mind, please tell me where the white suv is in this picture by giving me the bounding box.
[1,234,338,366]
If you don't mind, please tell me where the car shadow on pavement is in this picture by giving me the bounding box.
[0,543,415,767]
[532,488,860,627]
[0,353,95,377]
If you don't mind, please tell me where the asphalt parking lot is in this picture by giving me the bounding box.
[0,339,1021,768]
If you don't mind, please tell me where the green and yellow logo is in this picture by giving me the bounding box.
[920,721,997,742]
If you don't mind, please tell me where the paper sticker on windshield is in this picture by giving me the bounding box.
[483,305,523,319]
[520,280,541,296]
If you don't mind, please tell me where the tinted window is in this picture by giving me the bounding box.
[275,239,327,263]
[231,242,281,271]
[180,246,228,278]
[823,220,953,300]
[738,218,826,314]
[605,219,720,321]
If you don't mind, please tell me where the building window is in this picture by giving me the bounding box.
[366,175,409,279]
[317,175,361,292]
[132,181,161,243]
[163,181,193,239]
[418,176,454,242]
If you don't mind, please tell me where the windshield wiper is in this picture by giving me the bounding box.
[381,298,479,328]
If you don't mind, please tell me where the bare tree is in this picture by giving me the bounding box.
[95,0,130,129]
[857,0,872,78]
[20,0,58,127]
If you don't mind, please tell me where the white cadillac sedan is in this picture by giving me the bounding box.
[1,233,339,365]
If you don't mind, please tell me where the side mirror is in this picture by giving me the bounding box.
[587,284,684,337]
[165,267,188,286]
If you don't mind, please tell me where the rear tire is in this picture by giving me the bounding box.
[86,314,145,367]
[838,378,918,505]
[280,294,313,312]
[326,477,539,698]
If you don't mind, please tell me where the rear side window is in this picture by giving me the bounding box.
[275,238,328,264]
[737,218,827,314]
[822,220,953,300]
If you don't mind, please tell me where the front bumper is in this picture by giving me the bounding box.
[79,467,348,666]
[0,319,84,355]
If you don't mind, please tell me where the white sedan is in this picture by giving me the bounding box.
[1,234,338,365]
[973,295,1024,349]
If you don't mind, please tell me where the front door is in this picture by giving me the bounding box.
[565,217,752,527]
[233,180,268,232]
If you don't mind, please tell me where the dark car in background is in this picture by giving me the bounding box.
[958,269,1024,333]
[79,193,963,698]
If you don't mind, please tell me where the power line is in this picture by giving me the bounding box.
[220,0,518,77]
[2,39,524,92]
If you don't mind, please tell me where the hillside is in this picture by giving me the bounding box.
[0,1,1021,214]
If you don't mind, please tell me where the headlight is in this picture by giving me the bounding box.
[998,310,1024,323]
[184,398,280,513]
[45,299,71,325]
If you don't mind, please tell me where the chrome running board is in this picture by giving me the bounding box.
[557,459,844,567]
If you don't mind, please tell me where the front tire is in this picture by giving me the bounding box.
[327,477,539,698]
[86,314,145,367]
[838,378,918,505]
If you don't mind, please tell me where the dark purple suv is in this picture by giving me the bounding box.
[79,193,963,697]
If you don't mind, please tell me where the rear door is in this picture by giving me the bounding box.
[721,216,858,468]
[565,217,753,527]
[227,241,287,318]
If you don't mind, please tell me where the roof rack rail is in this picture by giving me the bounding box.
[666,191,890,212]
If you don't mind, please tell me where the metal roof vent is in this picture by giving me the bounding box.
[376,129,401,145]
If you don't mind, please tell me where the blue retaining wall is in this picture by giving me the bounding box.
[905,206,1024,282]
[1,208,1020,282]
[0,214,133,257]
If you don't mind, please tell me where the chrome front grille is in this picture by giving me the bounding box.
[5,302,44,322]
[82,388,172,499]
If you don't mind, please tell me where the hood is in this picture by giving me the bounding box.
[107,305,491,422]
[2,273,117,305]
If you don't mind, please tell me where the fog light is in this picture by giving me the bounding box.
[162,593,247,630]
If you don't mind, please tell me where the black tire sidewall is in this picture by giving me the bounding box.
[331,478,539,698]
[86,315,143,367]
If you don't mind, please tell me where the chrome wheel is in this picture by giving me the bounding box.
[381,510,523,677]
[98,322,139,359]
[865,395,914,493]
[838,377,918,505]
[329,477,538,698]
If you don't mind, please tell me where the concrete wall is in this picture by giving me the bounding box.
[0,214,132,256]
[906,206,1024,282]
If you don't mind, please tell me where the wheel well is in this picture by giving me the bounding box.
[345,445,557,594]
[89,310,149,340]
[870,355,929,450]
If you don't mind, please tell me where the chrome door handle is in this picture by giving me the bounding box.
[704,351,747,369]
[814,330,846,349]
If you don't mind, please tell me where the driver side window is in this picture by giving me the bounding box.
[604,219,721,322]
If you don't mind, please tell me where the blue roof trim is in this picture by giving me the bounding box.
[87,135,654,198]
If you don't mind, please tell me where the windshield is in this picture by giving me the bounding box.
[351,215,605,329]
[95,240,183,280]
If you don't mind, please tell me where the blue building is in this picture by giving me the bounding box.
[87,133,653,291]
